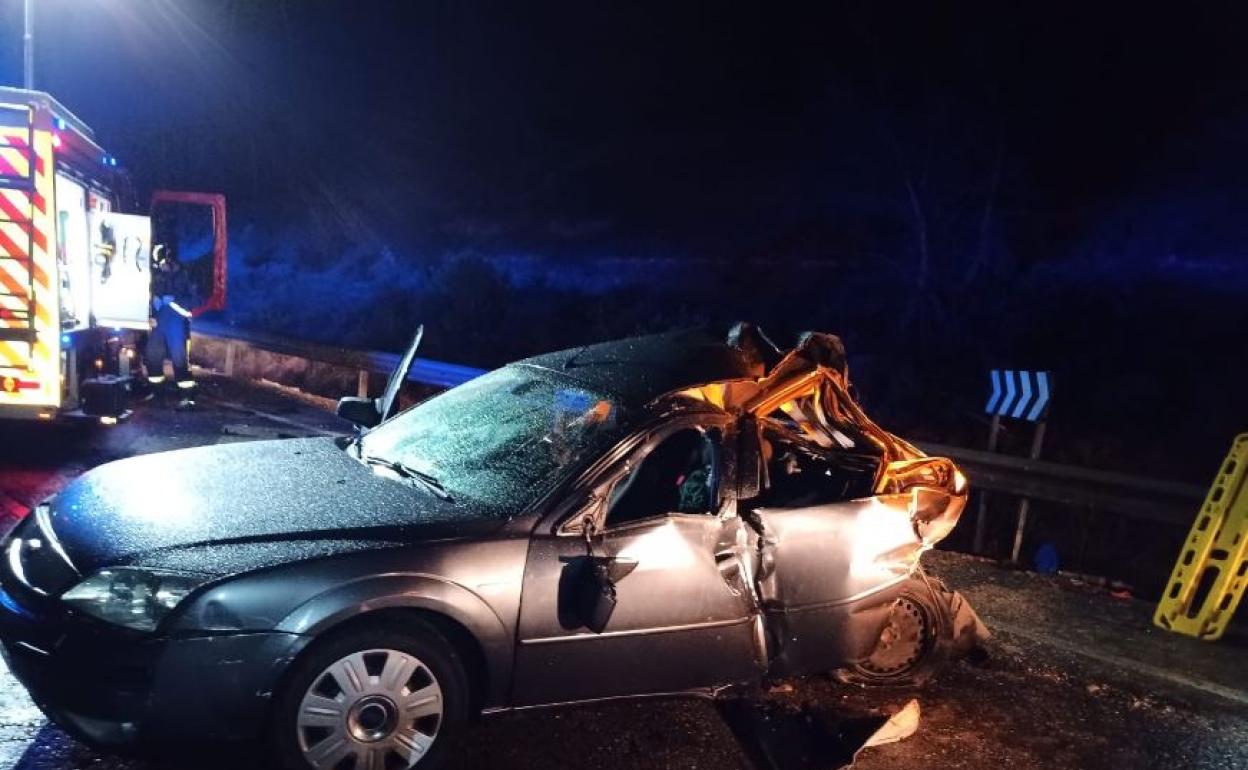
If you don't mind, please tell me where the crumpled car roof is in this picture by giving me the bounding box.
[513,322,846,409]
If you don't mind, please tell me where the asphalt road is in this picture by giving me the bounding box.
[2,374,1246,770]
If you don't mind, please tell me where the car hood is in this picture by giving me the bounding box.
[47,437,493,575]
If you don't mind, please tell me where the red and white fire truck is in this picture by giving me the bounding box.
[0,87,225,422]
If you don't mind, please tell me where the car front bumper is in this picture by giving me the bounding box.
[0,583,308,748]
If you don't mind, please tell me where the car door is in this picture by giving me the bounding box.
[738,416,927,678]
[511,415,763,707]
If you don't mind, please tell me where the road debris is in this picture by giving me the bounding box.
[861,700,921,748]
[717,697,921,770]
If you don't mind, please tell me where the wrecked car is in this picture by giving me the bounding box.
[0,323,968,770]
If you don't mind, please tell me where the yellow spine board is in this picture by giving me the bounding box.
[1154,433,1248,640]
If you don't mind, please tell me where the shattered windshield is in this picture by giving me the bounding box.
[359,365,626,517]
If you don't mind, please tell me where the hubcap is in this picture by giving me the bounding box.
[297,649,443,770]
[348,696,399,742]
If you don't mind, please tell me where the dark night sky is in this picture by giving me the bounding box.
[1,2,1245,484]
[2,1,1248,257]
[1,1,1247,263]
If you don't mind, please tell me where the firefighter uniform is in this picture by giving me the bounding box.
[145,250,195,400]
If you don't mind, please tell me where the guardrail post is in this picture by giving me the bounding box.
[357,369,369,399]
[223,341,237,376]
[1010,420,1048,564]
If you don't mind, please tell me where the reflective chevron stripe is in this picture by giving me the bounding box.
[985,369,1053,422]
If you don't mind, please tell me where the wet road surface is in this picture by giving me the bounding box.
[2,373,1246,770]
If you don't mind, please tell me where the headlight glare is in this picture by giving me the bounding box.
[61,568,209,632]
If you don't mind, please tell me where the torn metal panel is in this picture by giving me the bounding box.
[723,337,970,679]
[676,327,922,467]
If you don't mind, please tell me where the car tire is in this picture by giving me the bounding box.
[271,617,471,770]
[837,578,949,687]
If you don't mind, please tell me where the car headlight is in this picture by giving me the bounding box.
[61,568,210,632]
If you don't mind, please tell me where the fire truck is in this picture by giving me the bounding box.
[0,87,225,423]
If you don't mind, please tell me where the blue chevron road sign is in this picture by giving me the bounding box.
[985,369,1052,422]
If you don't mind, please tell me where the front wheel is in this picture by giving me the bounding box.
[271,619,471,770]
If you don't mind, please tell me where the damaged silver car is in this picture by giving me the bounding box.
[0,323,970,770]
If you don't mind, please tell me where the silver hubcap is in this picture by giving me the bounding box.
[297,649,443,770]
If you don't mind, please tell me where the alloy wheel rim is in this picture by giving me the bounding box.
[297,648,443,770]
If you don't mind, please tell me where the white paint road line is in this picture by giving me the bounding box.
[199,396,344,438]
[986,617,1248,707]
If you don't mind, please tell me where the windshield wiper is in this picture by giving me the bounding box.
[360,454,454,503]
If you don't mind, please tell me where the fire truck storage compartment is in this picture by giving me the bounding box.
[80,375,127,417]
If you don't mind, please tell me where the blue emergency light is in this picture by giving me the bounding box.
[0,586,35,621]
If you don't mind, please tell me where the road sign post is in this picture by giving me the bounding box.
[978,369,1053,563]
[1010,420,1048,564]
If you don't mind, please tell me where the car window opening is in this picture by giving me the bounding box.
[755,423,881,508]
[605,428,719,528]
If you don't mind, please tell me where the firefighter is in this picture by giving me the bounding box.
[145,244,196,407]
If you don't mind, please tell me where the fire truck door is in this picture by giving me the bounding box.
[53,173,91,331]
[150,191,227,315]
[88,211,152,329]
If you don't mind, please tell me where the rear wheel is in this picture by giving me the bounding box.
[272,620,470,770]
[839,580,948,687]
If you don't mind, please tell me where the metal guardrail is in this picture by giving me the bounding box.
[919,442,1205,527]
[193,320,484,390]
[191,321,1203,528]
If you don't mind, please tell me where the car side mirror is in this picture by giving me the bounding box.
[336,396,381,429]
[576,555,639,634]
